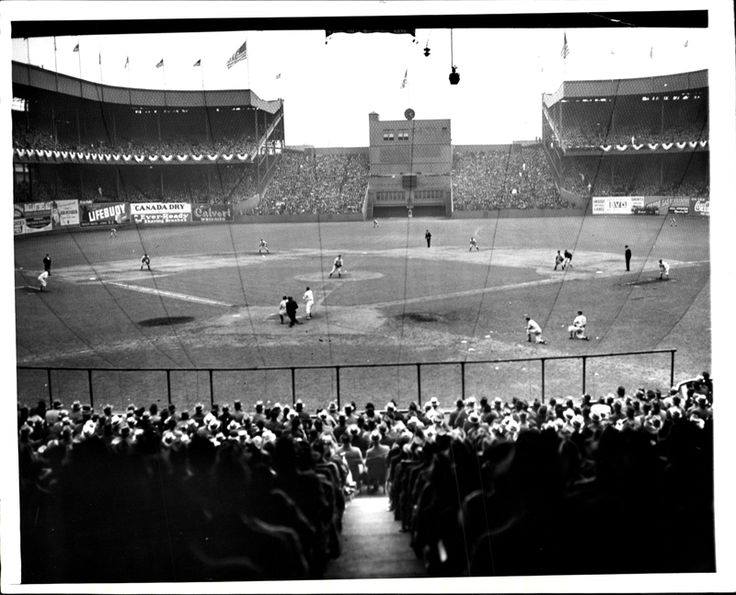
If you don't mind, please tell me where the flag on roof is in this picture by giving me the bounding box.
[124,56,129,69]
[156,58,164,68]
[193,59,201,67]
[400,68,408,89]
[226,40,248,69]
[98,53,102,65]
[561,33,569,60]
[275,73,281,79]
[72,43,79,52]
[649,47,654,59]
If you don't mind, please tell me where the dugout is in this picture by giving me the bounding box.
[363,112,452,218]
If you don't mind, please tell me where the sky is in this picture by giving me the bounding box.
[11,27,709,147]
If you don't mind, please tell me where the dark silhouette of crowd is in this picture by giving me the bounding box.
[18,370,713,581]
[561,154,709,198]
[254,152,369,215]
[388,373,714,576]
[18,398,349,582]
[452,145,569,210]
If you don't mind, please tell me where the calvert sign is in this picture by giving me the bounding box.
[592,196,644,215]
[130,202,192,224]
[193,204,233,222]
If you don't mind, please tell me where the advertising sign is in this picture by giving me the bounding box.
[79,201,130,226]
[52,199,80,227]
[15,202,53,234]
[130,202,192,224]
[193,204,233,222]
[592,196,644,215]
[691,198,710,217]
[668,206,690,215]
[633,205,661,215]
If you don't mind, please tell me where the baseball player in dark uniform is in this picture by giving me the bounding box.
[140,253,151,271]
[625,245,632,271]
[425,229,432,248]
[43,253,52,276]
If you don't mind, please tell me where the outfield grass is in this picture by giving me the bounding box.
[14,215,710,411]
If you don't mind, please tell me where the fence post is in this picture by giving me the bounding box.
[670,350,676,387]
[582,356,587,395]
[47,369,53,406]
[87,369,94,408]
[335,366,341,409]
[541,358,546,403]
[291,367,296,405]
[460,362,466,401]
[166,370,172,406]
[416,364,422,406]
[209,370,214,408]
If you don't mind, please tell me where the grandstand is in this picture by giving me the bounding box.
[543,70,709,212]
[12,61,284,213]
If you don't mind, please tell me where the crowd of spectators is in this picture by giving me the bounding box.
[13,127,258,158]
[254,152,369,215]
[452,146,570,210]
[388,373,714,576]
[551,123,708,150]
[18,398,351,583]
[561,156,709,198]
[16,166,256,205]
[18,371,713,581]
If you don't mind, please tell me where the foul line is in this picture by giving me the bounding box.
[366,260,710,310]
[104,281,235,308]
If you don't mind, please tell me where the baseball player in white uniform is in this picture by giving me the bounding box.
[568,310,589,340]
[38,270,49,291]
[469,236,480,252]
[278,296,288,324]
[329,255,344,278]
[659,259,670,280]
[525,316,546,344]
[303,287,315,319]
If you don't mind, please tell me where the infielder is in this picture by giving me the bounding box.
[278,296,288,324]
[525,316,547,344]
[659,259,670,280]
[568,310,589,340]
[303,286,314,319]
[258,238,270,255]
[554,250,564,271]
[329,254,344,278]
[140,253,151,271]
[469,236,480,252]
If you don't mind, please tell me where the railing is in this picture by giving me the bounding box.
[18,349,676,410]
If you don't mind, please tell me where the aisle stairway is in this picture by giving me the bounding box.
[325,495,426,579]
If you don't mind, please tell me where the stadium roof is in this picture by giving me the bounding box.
[543,69,707,107]
[12,61,282,113]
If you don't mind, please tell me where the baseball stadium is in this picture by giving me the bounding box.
[10,21,715,586]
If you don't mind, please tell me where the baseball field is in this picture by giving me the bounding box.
[13,214,710,411]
